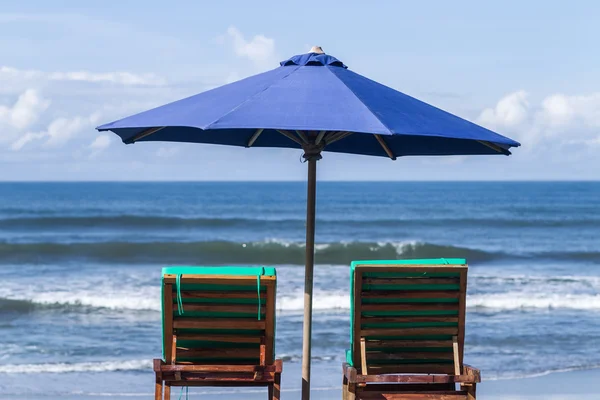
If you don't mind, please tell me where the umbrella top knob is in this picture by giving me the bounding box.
[280,48,347,68]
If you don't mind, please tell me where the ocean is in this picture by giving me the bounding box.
[0,181,599,398]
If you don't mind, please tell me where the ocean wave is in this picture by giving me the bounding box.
[4,287,600,314]
[0,240,501,265]
[1,215,598,231]
[0,290,160,312]
[0,359,151,374]
[469,293,600,311]
[487,364,600,381]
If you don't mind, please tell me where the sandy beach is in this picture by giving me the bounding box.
[9,365,599,399]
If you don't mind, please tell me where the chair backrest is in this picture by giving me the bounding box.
[350,259,467,375]
[161,266,277,366]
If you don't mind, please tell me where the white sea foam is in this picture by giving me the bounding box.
[278,293,350,311]
[469,293,600,310]
[5,290,600,312]
[2,269,600,313]
[0,359,151,374]
[0,284,161,312]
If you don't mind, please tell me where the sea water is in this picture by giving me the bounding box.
[0,182,599,397]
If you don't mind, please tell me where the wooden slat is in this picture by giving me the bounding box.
[354,269,364,372]
[176,333,261,343]
[177,348,258,359]
[354,266,467,273]
[365,340,453,349]
[366,351,454,361]
[361,291,460,299]
[160,364,280,373]
[453,336,460,375]
[366,364,455,374]
[172,304,263,314]
[361,327,458,337]
[265,281,275,363]
[360,338,368,375]
[359,384,458,392]
[353,373,479,384]
[357,392,467,400]
[363,278,459,285]
[362,316,459,324]
[361,303,458,312]
[174,319,265,330]
[163,274,276,284]
[164,283,174,364]
[175,291,261,300]
[167,379,274,386]
[458,270,467,367]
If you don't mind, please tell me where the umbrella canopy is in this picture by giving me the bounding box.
[97,47,519,400]
[98,50,519,158]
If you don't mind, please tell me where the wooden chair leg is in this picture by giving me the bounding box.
[154,373,163,400]
[342,374,349,400]
[462,383,476,400]
[270,373,281,400]
[164,384,171,400]
[347,382,356,400]
[268,383,273,399]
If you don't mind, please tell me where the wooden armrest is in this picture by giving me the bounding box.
[153,359,165,372]
[462,364,481,383]
[343,363,358,382]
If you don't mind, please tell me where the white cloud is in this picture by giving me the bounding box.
[479,90,600,149]
[87,134,112,159]
[0,66,166,86]
[478,90,529,128]
[225,26,276,66]
[89,135,111,150]
[11,112,101,151]
[0,89,50,131]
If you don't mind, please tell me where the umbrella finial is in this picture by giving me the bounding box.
[310,46,324,54]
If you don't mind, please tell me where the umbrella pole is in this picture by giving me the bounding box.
[301,155,318,400]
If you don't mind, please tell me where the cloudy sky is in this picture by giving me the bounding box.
[1,0,599,181]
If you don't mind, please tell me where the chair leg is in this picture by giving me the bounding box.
[164,384,171,400]
[154,374,163,400]
[461,383,476,400]
[347,383,356,400]
[270,373,281,400]
[342,374,348,400]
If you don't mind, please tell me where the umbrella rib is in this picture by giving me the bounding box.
[277,130,303,145]
[477,140,509,155]
[246,128,264,147]
[315,131,326,145]
[375,134,396,160]
[128,127,165,143]
[295,130,309,144]
[325,131,353,145]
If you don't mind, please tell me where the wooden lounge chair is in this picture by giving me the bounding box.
[342,259,480,400]
[154,266,282,400]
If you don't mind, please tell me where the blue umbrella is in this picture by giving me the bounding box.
[97,47,519,399]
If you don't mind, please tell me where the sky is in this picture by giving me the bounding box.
[0,0,599,181]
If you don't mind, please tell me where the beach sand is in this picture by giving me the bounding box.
[11,365,598,399]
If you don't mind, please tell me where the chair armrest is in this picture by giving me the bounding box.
[153,359,165,372]
[343,363,358,383]
[462,364,481,383]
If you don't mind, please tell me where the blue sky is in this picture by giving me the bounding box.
[1,0,599,180]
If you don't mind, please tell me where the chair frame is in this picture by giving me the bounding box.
[154,274,282,400]
[342,263,481,400]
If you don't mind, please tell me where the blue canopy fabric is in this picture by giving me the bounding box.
[97,51,520,158]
